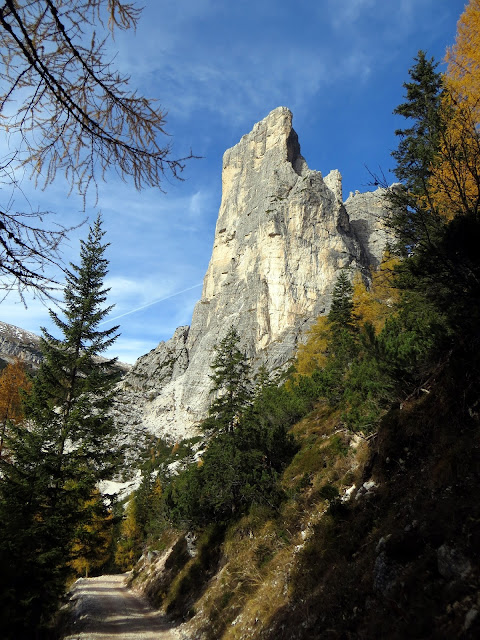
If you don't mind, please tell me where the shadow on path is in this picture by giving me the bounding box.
[64,574,181,639]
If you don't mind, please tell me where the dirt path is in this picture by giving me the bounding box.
[63,574,182,639]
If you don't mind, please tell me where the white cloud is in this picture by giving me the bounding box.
[103,279,202,324]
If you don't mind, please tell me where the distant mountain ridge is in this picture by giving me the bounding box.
[0,321,44,371]
[0,321,131,374]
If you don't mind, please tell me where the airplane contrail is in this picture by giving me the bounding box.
[100,283,203,325]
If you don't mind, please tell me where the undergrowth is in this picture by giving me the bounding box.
[131,368,480,640]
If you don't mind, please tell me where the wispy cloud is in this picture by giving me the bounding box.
[326,0,376,28]
[102,282,203,326]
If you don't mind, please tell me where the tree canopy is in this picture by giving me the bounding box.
[429,0,480,219]
[0,357,31,458]
[206,326,252,435]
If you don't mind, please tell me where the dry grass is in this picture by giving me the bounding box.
[182,403,372,640]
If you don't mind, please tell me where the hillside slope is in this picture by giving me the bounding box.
[129,359,480,639]
[0,321,131,375]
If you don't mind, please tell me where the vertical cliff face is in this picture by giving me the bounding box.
[189,107,362,357]
[117,107,392,442]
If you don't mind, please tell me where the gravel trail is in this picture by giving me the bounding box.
[64,574,182,639]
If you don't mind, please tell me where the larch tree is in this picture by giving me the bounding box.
[295,315,330,376]
[0,0,192,298]
[295,271,359,382]
[0,357,32,457]
[429,0,480,219]
[0,214,122,638]
[70,489,114,578]
[114,497,143,571]
[353,252,400,335]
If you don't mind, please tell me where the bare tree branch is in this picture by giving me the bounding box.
[0,1,193,297]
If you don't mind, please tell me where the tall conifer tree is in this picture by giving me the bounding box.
[0,215,122,638]
[206,326,252,434]
[327,270,359,369]
[389,51,446,254]
[392,51,445,194]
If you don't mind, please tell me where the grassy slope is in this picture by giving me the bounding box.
[131,370,480,639]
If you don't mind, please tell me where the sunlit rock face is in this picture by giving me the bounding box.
[0,321,43,370]
[117,107,391,442]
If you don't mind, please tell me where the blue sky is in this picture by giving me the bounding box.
[0,0,467,364]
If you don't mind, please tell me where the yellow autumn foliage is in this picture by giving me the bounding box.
[296,254,399,377]
[429,0,480,218]
[114,498,143,571]
[295,315,330,377]
[70,490,113,578]
[353,253,400,334]
[446,0,480,112]
[152,475,163,498]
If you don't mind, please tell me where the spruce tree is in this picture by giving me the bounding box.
[206,326,252,434]
[328,271,356,332]
[0,215,122,638]
[389,51,446,253]
[327,270,359,368]
[392,50,445,194]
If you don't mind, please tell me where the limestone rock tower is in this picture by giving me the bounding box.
[116,107,391,441]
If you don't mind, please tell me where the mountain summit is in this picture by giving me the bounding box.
[117,107,392,441]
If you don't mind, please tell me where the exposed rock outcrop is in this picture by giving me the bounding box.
[0,321,44,371]
[0,321,131,375]
[118,107,393,442]
[345,188,394,269]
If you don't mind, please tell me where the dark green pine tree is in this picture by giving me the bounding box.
[313,270,360,404]
[327,270,358,366]
[0,215,122,639]
[206,326,252,434]
[328,270,357,333]
[168,335,295,526]
[392,50,445,193]
[389,50,446,253]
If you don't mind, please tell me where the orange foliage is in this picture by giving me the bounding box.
[0,358,32,457]
[429,0,480,218]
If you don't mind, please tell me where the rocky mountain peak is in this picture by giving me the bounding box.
[117,108,393,442]
[222,107,306,181]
